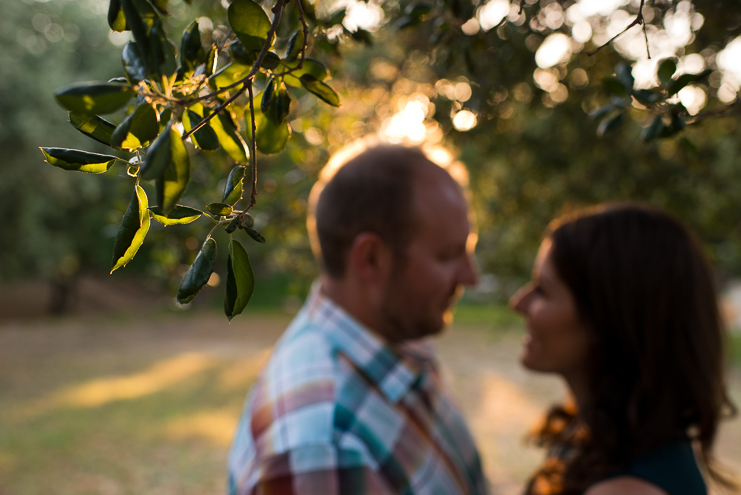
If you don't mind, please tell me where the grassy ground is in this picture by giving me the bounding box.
[1,305,740,495]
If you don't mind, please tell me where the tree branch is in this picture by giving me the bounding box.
[181,0,286,141]
[588,0,646,57]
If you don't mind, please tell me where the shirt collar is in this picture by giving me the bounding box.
[303,282,438,403]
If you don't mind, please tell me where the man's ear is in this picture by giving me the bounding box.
[347,232,394,285]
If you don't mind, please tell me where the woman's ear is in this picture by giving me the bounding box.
[347,232,394,286]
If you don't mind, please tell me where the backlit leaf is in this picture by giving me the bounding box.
[282,58,329,87]
[207,203,233,216]
[182,109,220,150]
[641,115,664,142]
[222,166,245,205]
[597,111,624,136]
[123,42,148,84]
[211,111,249,163]
[667,69,713,97]
[261,77,275,114]
[68,112,116,146]
[140,125,172,180]
[150,0,168,15]
[286,30,304,62]
[615,63,634,92]
[228,0,271,49]
[657,58,677,87]
[243,227,266,244]
[108,0,127,32]
[149,205,203,225]
[156,127,191,215]
[177,237,216,304]
[111,184,150,272]
[179,20,205,76]
[299,74,340,107]
[208,62,252,90]
[111,103,159,150]
[55,82,135,115]
[224,238,254,321]
[41,147,119,174]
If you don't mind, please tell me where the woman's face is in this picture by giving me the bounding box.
[509,239,591,384]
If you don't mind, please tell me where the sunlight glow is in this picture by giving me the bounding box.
[535,33,572,68]
[717,37,741,103]
[381,100,429,143]
[678,86,707,115]
[165,409,239,446]
[40,353,214,409]
[478,0,510,31]
[341,0,384,32]
[452,110,477,131]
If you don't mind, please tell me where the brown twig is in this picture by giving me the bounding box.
[588,0,646,56]
[246,82,258,210]
[182,0,286,141]
[686,99,741,124]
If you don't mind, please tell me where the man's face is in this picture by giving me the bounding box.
[380,172,478,341]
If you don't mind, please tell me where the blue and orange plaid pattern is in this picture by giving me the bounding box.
[228,284,488,495]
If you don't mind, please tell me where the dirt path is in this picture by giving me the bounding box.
[1,311,739,495]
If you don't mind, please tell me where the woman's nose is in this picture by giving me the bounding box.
[509,283,533,314]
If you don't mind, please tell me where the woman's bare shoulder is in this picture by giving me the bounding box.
[585,476,669,495]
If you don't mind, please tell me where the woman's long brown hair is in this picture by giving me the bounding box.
[527,203,738,494]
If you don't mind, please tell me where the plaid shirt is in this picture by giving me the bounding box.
[228,285,488,495]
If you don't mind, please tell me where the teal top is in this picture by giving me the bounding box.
[609,441,707,495]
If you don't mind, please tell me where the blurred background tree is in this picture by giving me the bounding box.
[3,0,741,313]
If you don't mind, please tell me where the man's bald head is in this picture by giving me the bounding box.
[309,144,461,278]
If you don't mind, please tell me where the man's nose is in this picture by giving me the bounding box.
[459,254,478,286]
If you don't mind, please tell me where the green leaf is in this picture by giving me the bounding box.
[286,30,304,62]
[150,0,168,15]
[590,101,620,120]
[326,8,346,26]
[121,0,160,76]
[210,111,249,163]
[261,77,276,114]
[657,58,677,87]
[149,205,203,225]
[406,2,432,17]
[602,77,628,96]
[68,112,117,146]
[641,115,665,142]
[123,42,148,84]
[282,58,329,87]
[615,63,634,92]
[667,69,712,97]
[222,166,245,205]
[597,111,624,136]
[41,147,119,174]
[206,43,218,76]
[299,74,341,107]
[54,82,135,115]
[208,61,252,90]
[177,237,216,304]
[156,126,191,215]
[108,0,127,32]
[228,0,272,49]
[111,185,150,273]
[111,103,159,150]
[140,125,172,180]
[243,227,266,244]
[246,108,291,154]
[350,29,373,46]
[224,239,254,321]
[206,203,233,216]
[680,137,698,159]
[179,20,205,76]
[632,89,661,105]
[182,109,220,151]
